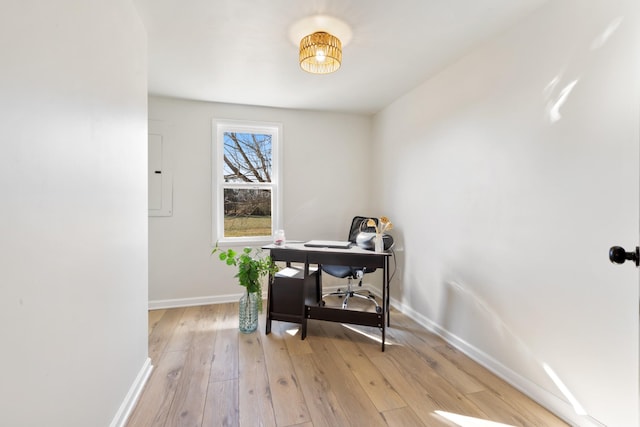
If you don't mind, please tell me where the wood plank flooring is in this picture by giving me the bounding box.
[127,302,568,427]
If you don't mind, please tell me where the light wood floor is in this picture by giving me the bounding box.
[126,302,568,427]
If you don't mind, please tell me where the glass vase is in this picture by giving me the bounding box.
[375,233,384,253]
[239,290,259,333]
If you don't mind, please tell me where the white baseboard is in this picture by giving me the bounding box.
[110,357,153,427]
[394,300,605,427]
[148,281,381,311]
[149,292,258,310]
[148,285,381,311]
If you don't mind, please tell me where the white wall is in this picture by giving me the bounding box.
[373,0,638,426]
[0,1,149,426]
[148,96,372,305]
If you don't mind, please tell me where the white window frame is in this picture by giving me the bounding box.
[212,119,283,245]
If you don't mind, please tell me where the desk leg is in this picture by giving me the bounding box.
[316,268,322,303]
[385,257,391,328]
[301,308,308,340]
[266,275,273,335]
[381,258,387,352]
[381,285,386,351]
[300,262,318,342]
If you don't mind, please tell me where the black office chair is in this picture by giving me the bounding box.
[321,216,393,312]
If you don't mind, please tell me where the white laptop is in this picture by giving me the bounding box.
[303,240,352,249]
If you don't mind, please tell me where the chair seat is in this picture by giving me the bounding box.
[320,216,384,311]
[322,264,355,278]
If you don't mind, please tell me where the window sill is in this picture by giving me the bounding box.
[214,237,273,248]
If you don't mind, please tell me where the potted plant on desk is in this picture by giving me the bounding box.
[212,245,278,333]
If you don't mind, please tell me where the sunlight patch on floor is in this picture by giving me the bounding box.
[434,411,516,427]
[341,323,398,346]
[285,327,299,336]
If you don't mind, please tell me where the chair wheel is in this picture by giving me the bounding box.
[321,300,326,306]
[376,306,382,314]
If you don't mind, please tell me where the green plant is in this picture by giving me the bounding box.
[211,244,278,312]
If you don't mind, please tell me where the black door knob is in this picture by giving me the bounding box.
[609,246,639,266]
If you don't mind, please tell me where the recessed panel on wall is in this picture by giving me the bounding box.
[148,132,172,216]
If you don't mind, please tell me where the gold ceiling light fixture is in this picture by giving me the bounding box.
[290,15,352,75]
[299,31,342,74]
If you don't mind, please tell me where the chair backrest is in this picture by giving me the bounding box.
[347,216,377,243]
[321,216,392,279]
[348,216,394,250]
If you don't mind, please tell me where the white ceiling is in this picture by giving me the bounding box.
[132,0,549,115]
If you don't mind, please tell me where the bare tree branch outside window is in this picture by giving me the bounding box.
[222,132,273,236]
[223,132,272,183]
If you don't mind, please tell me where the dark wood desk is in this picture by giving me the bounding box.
[263,243,391,351]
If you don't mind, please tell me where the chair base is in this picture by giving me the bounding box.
[322,280,381,313]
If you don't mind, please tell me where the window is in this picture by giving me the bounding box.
[213,119,282,243]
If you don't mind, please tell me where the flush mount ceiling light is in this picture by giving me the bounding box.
[299,31,342,74]
[289,15,352,75]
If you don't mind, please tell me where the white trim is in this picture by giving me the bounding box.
[149,291,267,310]
[211,119,284,245]
[393,300,606,427]
[148,285,382,311]
[109,357,153,427]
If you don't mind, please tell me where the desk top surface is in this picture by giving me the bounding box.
[262,242,391,257]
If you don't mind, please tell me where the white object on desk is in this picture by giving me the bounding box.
[304,240,352,249]
[273,229,286,246]
[275,267,302,278]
